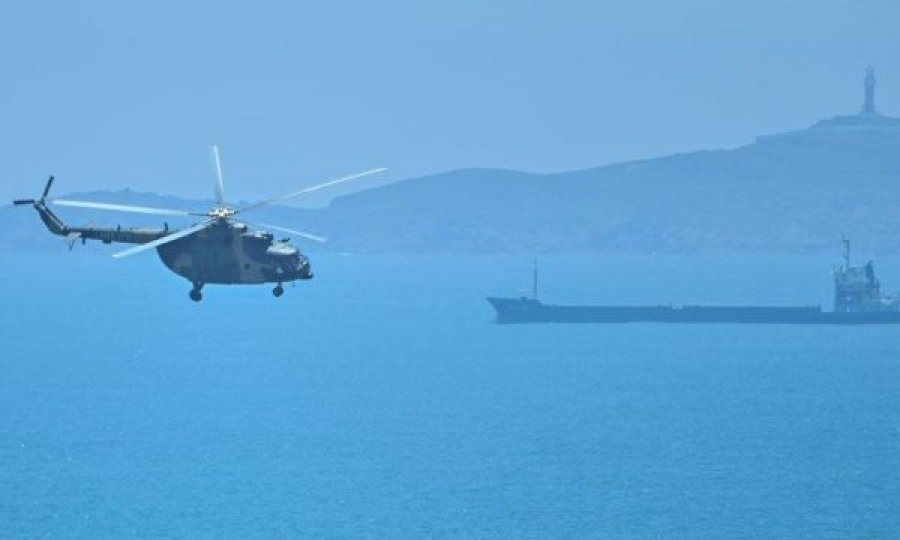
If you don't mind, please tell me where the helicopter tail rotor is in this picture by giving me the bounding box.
[13,176,54,206]
[42,176,55,200]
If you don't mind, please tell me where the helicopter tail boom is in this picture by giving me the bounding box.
[15,176,172,248]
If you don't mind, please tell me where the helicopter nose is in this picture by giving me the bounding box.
[295,255,313,279]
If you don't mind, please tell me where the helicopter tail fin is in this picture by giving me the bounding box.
[13,176,69,237]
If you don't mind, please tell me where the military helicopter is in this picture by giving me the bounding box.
[14,147,385,301]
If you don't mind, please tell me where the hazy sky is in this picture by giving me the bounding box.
[2,0,899,206]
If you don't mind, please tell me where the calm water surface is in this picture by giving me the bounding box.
[1,252,898,538]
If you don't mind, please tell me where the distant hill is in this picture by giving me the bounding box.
[5,110,900,255]
[295,110,900,255]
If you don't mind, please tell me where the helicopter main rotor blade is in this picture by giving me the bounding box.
[211,145,225,205]
[111,220,213,259]
[53,199,200,217]
[236,167,387,214]
[246,221,327,243]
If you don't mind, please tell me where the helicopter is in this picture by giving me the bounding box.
[13,147,385,301]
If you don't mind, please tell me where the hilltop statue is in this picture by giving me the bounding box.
[863,66,876,115]
[757,66,900,139]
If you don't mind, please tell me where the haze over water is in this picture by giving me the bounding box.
[2,1,898,204]
[2,253,898,538]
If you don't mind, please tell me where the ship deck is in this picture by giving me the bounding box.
[487,297,900,325]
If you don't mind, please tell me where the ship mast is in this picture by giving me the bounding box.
[532,257,539,300]
[843,238,851,270]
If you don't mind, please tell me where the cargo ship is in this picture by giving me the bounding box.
[487,242,900,324]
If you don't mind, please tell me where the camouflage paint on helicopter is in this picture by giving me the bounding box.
[156,222,310,286]
[14,147,385,301]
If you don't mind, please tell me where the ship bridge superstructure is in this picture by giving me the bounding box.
[833,239,900,312]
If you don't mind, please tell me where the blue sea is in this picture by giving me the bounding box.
[2,252,899,538]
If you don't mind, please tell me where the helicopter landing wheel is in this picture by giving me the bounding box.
[190,282,203,302]
[273,284,284,298]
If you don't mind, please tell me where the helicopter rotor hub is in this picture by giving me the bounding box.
[208,206,236,220]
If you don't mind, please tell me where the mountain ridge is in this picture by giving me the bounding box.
[6,114,900,255]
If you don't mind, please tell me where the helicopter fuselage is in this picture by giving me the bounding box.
[156,220,312,285]
[17,189,312,294]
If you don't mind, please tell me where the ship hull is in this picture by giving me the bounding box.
[487,297,900,325]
